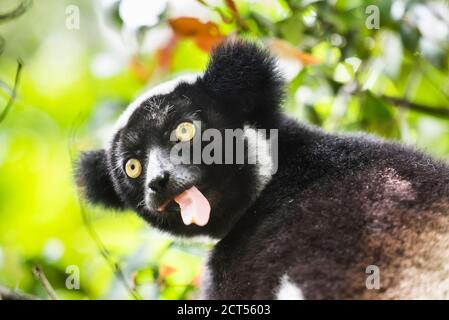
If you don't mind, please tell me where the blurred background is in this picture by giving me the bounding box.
[0,0,448,300]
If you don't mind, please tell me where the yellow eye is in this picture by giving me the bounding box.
[125,158,142,178]
[175,122,196,142]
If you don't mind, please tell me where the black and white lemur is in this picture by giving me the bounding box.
[76,40,449,299]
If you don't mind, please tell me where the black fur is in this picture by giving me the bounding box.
[206,120,449,299]
[76,150,124,209]
[201,41,284,126]
[77,40,449,299]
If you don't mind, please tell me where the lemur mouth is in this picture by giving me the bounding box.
[156,198,173,213]
[156,186,211,227]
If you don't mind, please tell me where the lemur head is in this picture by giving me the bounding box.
[76,40,284,238]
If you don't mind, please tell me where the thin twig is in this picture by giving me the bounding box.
[420,67,449,103]
[0,284,39,300]
[0,0,32,23]
[78,200,143,300]
[32,265,59,300]
[67,114,143,300]
[381,95,449,119]
[0,36,5,55]
[350,59,449,120]
[0,59,23,124]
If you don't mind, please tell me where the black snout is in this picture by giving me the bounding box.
[148,171,170,193]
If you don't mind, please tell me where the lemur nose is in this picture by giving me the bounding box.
[148,171,170,193]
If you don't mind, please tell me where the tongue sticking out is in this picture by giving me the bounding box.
[174,186,211,226]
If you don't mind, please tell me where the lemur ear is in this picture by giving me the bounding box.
[201,40,285,121]
[76,150,125,210]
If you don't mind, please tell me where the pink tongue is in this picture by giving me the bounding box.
[174,186,211,226]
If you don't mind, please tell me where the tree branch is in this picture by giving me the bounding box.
[0,0,32,23]
[32,265,58,300]
[77,199,143,300]
[67,114,143,300]
[0,284,39,300]
[0,36,5,55]
[0,59,23,124]
[381,95,449,119]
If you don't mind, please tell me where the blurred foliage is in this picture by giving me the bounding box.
[0,0,448,299]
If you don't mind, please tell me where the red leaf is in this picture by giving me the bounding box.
[191,272,201,287]
[169,17,220,38]
[168,17,224,52]
[269,39,320,65]
[129,56,153,82]
[195,34,224,52]
[225,0,239,17]
[157,34,178,70]
[159,264,177,278]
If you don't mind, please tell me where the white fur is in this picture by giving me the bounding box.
[145,147,167,184]
[243,125,275,195]
[107,73,200,147]
[198,255,213,300]
[275,274,304,300]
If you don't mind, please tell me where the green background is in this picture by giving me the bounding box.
[0,0,448,299]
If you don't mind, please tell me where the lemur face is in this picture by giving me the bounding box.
[77,40,284,238]
[105,76,262,238]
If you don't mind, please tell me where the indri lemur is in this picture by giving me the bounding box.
[77,40,449,299]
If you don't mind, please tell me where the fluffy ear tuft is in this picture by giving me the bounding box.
[75,150,124,210]
[201,39,285,121]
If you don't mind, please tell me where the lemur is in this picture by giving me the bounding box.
[77,40,449,299]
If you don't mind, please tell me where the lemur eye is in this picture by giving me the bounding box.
[125,158,142,178]
[175,122,196,142]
